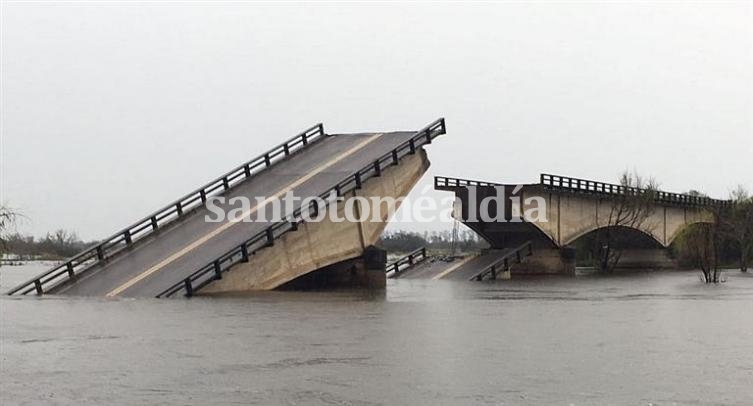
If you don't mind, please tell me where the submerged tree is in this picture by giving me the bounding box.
[718,186,753,272]
[673,222,723,283]
[592,171,659,272]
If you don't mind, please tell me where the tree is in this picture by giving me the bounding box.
[673,222,723,283]
[591,171,659,272]
[38,229,85,258]
[718,186,753,272]
[378,231,428,253]
[0,205,20,261]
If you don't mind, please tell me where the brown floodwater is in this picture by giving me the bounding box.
[2,263,752,405]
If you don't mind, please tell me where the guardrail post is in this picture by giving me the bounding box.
[151,217,159,231]
[392,150,399,165]
[302,133,308,145]
[183,278,193,297]
[409,139,416,154]
[264,154,271,167]
[310,199,319,217]
[200,190,207,203]
[34,280,43,295]
[96,245,104,261]
[283,144,290,156]
[265,228,275,246]
[374,161,381,177]
[222,177,230,190]
[213,261,222,280]
[66,262,75,278]
[176,202,183,216]
[124,230,132,245]
[244,165,251,178]
[289,219,298,231]
[240,244,249,262]
[425,130,432,144]
[490,265,496,280]
[354,173,362,190]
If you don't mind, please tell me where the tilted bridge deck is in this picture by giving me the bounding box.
[390,242,532,281]
[9,118,446,297]
[385,247,428,278]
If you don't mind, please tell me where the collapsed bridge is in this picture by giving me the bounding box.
[9,119,446,297]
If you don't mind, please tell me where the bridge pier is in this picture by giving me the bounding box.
[511,247,576,276]
[278,246,387,290]
[608,248,677,270]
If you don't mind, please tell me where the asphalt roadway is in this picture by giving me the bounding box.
[56,131,418,297]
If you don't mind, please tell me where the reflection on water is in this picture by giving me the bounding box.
[2,263,753,405]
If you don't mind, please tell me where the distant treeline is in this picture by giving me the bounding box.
[2,230,94,260]
[378,229,488,253]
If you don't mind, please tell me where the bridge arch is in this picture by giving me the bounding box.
[520,189,717,248]
[666,220,715,247]
[564,225,665,249]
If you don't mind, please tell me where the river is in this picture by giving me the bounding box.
[1,263,752,405]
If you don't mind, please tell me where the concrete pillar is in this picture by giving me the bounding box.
[612,249,677,270]
[278,246,387,290]
[510,246,576,275]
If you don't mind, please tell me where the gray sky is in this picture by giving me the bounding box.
[1,2,751,240]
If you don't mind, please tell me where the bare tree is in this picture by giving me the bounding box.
[718,185,753,272]
[0,205,20,262]
[592,171,659,272]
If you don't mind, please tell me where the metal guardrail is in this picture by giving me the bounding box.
[540,174,730,207]
[469,241,533,281]
[7,124,327,296]
[157,118,447,298]
[434,176,503,190]
[386,247,428,277]
[435,174,728,209]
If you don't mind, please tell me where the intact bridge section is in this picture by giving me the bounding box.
[435,174,726,274]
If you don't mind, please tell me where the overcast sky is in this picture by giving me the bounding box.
[1,2,751,240]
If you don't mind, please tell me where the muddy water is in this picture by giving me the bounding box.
[2,263,752,405]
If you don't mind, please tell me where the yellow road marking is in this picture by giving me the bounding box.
[432,255,478,280]
[106,133,383,297]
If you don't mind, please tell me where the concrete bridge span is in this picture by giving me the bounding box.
[8,119,445,297]
[201,149,430,294]
[436,174,726,274]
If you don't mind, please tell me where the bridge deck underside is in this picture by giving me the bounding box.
[55,131,418,297]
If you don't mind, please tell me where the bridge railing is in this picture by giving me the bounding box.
[7,123,327,296]
[469,241,533,281]
[434,176,503,190]
[540,174,730,207]
[386,247,428,277]
[157,118,446,298]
